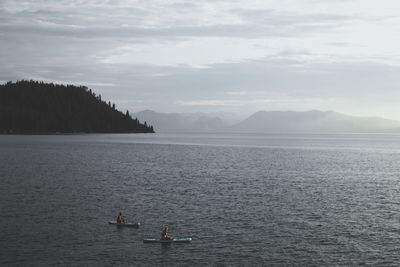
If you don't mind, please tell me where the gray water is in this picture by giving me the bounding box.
[1,133,400,266]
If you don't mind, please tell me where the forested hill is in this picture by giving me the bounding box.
[0,80,154,134]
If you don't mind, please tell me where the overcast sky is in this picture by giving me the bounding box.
[1,0,400,119]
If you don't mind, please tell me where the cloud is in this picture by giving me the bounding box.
[0,16,338,40]
[226,91,248,96]
[0,1,377,41]
[175,96,332,107]
[3,0,400,119]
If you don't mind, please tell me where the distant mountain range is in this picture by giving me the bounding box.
[134,109,400,133]
[230,110,400,133]
[133,110,240,132]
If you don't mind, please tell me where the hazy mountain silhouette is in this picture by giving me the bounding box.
[0,80,154,134]
[134,109,400,133]
[133,110,237,132]
[230,110,400,133]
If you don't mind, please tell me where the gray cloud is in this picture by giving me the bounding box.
[3,53,398,111]
[2,0,400,119]
[0,3,366,41]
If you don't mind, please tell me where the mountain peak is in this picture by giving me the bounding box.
[231,110,400,133]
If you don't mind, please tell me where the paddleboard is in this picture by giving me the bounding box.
[143,237,192,243]
[108,221,140,228]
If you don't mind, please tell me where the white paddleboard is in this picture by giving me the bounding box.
[108,221,140,228]
[143,237,192,243]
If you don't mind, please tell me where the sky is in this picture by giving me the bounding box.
[1,0,400,119]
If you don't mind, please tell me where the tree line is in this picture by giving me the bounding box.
[0,80,154,134]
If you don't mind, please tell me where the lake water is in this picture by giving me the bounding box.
[1,133,400,266]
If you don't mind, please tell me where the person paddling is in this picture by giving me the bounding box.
[117,212,126,224]
[161,226,173,240]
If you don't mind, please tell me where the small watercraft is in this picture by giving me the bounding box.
[143,237,192,243]
[108,221,140,228]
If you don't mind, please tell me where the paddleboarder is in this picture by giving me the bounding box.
[117,212,126,224]
[161,226,173,240]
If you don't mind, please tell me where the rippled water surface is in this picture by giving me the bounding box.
[1,133,400,266]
